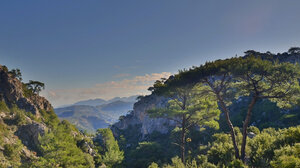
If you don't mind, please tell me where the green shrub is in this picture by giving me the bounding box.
[229,159,247,168]
[14,110,26,125]
[270,143,300,168]
[22,83,34,98]
[31,121,95,168]
[248,131,276,167]
[163,156,185,168]
[3,144,14,158]
[8,105,27,125]
[207,133,235,166]
[148,162,159,168]
[95,128,124,168]
[195,155,217,168]
[3,140,23,166]
[0,101,9,113]
[128,141,164,168]
[39,109,59,127]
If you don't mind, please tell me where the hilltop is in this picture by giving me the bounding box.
[111,48,300,167]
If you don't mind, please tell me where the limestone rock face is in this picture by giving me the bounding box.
[0,64,53,153]
[0,65,52,117]
[112,94,177,138]
[15,122,47,152]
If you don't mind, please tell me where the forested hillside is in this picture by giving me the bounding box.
[0,65,124,167]
[112,48,300,168]
[0,48,300,168]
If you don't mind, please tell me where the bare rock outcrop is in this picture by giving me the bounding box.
[0,65,52,117]
[0,64,53,153]
[112,94,177,138]
[15,121,47,152]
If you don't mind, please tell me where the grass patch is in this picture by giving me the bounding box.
[0,101,9,113]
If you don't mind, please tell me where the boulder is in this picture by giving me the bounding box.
[15,122,47,152]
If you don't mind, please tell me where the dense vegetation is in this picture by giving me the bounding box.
[1,48,300,167]
[0,67,124,168]
[115,49,300,168]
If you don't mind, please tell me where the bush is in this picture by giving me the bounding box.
[207,133,235,166]
[31,121,95,168]
[270,143,300,168]
[128,142,164,168]
[3,140,23,165]
[248,130,276,167]
[22,83,34,98]
[39,109,59,127]
[229,159,247,168]
[3,144,15,158]
[95,128,124,167]
[163,156,185,168]
[14,110,26,125]
[148,162,159,168]
[0,101,9,113]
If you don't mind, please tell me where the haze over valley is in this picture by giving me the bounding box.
[1,1,300,167]
[54,96,138,132]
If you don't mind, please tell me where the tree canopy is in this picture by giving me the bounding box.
[148,84,220,163]
[25,80,45,95]
[149,56,300,161]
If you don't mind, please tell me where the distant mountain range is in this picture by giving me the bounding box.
[73,95,138,106]
[54,95,138,132]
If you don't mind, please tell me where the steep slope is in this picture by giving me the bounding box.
[0,66,52,117]
[111,95,178,138]
[0,65,96,167]
[111,49,300,139]
[0,65,52,166]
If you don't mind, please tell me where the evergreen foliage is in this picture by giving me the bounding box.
[1,49,300,167]
[30,120,95,168]
[8,68,22,81]
[95,128,124,168]
[25,80,45,95]
[149,56,300,162]
[148,84,220,163]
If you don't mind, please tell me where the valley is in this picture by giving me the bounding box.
[55,96,138,132]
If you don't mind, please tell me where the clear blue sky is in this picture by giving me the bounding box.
[1,1,300,106]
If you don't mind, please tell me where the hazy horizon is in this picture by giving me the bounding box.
[1,1,300,107]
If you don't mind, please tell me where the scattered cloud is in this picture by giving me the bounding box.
[44,72,172,107]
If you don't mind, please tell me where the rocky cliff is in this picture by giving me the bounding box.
[0,65,54,166]
[112,94,178,138]
[111,49,300,139]
[0,65,52,117]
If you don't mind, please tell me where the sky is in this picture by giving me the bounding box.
[1,1,300,107]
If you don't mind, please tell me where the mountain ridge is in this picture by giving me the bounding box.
[111,49,300,139]
[55,96,138,132]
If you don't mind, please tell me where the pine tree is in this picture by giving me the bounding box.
[148,83,220,163]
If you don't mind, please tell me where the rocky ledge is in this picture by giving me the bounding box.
[0,65,52,117]
[112,94,177,138]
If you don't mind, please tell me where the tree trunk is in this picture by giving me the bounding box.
[216,94,240,159]
[181,114,186,164]
[241,96,257,162]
